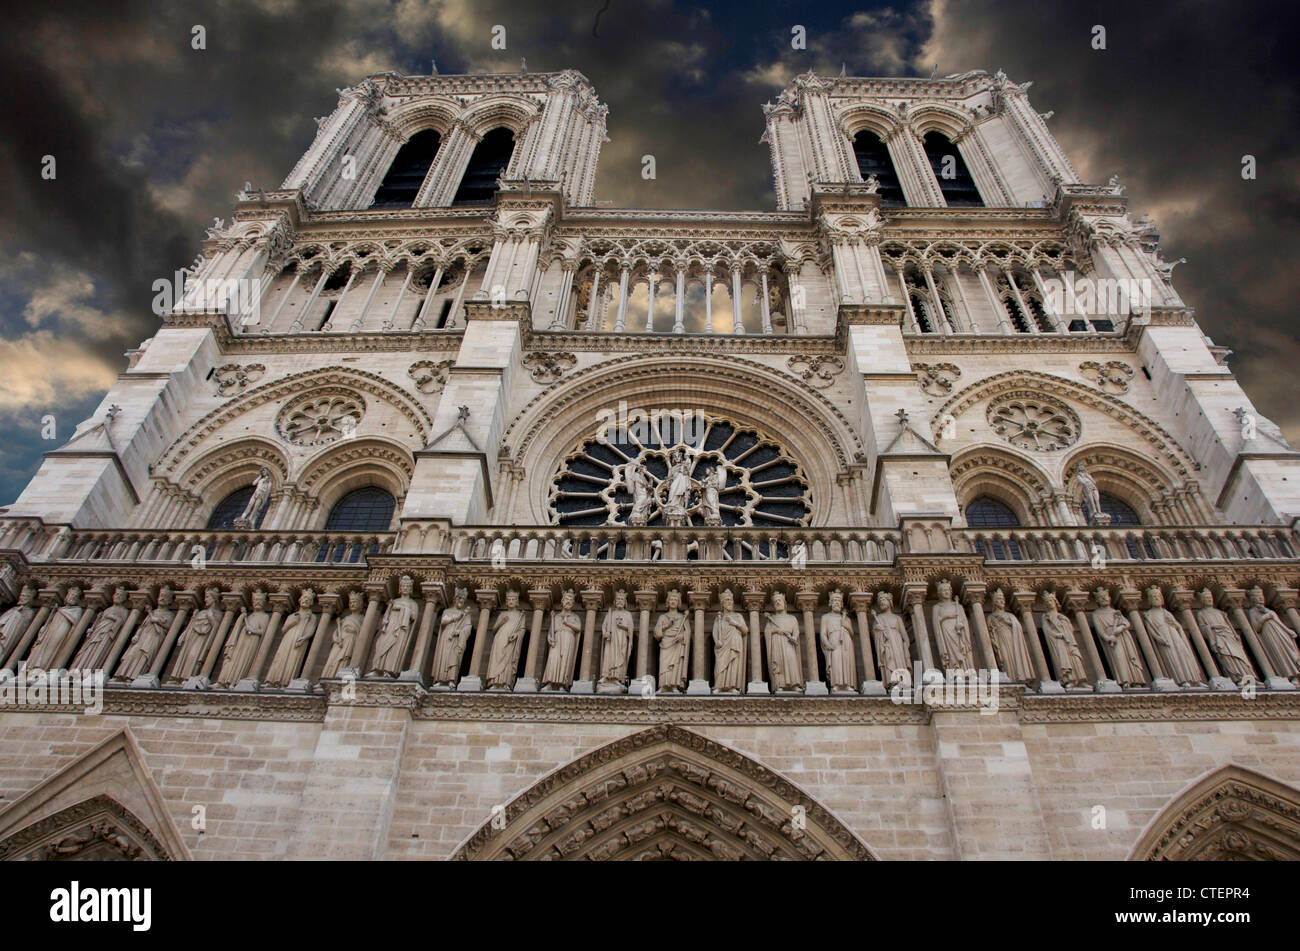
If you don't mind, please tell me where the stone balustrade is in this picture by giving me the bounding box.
[956,524,1299,563]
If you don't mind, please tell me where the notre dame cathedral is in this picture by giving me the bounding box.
[0,67,1298,862]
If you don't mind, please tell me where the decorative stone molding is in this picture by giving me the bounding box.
[408,359,453,395]
[1079,360,1134,394]
[786,354,844,388]
[0,794,173,861]
[521,351,578,384]
[914,362,961,396]
[212,363,265,397]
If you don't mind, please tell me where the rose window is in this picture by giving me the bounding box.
[277,391,366,447]
[549,413,812,528]
[986,395,1079,452]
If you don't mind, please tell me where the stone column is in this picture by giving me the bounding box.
[644,269,658,332]
[630,589,657,695]
[976,263,1012,334]
[51,597,99,671]
[194,595,243,685]
[961,581,999,675]
[1011,591,1055,687]
[265,269,302,332]
[140,593,194,687]
[902,583,936,673]
[1,600,53,672]
[551,260,578,330]
[403,585,445,683]
[517,587,551,692]
[1005,270,1038,333]
[349,267,386,331]
[459,589,497,693]
[100,601,145,677]
[1064,589,1113,690]
[573,589,603,694]
[246,595,289,688]
[586,265,602,330]
[295,593,340,689]
[687,590,711,695]
[704,272,714,333]
[848,591,882,694]
[730,266,745,334]
[1171,588,1231,689]
[759,270,772,335]
[673,266,686,334]
[1120,589,1172,689]
[345,586,385,676]
[921,264,951,334]
[411,266,442,331]
[1222,588,1288,688]
[613,265,630,332]
[384,267,414,330]
[742,590,768,695]
[796,590,826,695]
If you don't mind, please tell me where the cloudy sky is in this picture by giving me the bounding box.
[1,0,1296,505]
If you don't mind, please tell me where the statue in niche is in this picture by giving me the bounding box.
[931,579,974,672]
[0,585,37,660]
[1073,461,1104,524]
[872,591,911,688]
[71,586,129,671]
[1090,587,1145,687]
[1194,589,1253,683]
[820,589,857,693]
[711,589,746,693]
[1246,586,1300,681]
[700,466,726,526]
[663,449,694,525]
[764,591,802,692]
[219,590,270,685]
[542,589,582,691]
[265,589,317,687]
[322,591,364,679]
[598,589,634,692]
[168,586,221,682]
[654,589,690,693]
[984,588,1035,682]
[1144,586,1204,686]
[430,587,472,687]
[233,468,273,529]
[368,574,419,677]
[625,461,654,526]
[28,587,84,671]
[486,590,527,690]
[1040,591,1087,686]
[114,586,175,681]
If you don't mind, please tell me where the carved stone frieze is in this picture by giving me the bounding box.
[408,359,453,395]
[914,362,962,396]
[521,351,578,384]
[1079,360,1134,394]
[212,363,266,397]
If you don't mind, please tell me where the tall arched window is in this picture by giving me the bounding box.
[325,487,396,532]
[852,130,905,206]
[370,129,441,209]
[965,495,1022,560]
[904,267,937,333]
[206,486,264,530]
[452,127,515,206]
[923,131,983,207]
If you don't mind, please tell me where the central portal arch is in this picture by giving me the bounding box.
[451,725,875,860]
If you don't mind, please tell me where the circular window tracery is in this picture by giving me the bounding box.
[276,390,366,447]
[549,413,812,528]
[986,394,1079,452]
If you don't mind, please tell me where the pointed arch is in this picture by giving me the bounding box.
[1129,765,1300,861]
[450,725,876,861]
[0,729,190,861]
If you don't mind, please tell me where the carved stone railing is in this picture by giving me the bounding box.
[955,525,1299,563]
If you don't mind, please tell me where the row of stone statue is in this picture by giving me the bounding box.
[1,576,1298,694]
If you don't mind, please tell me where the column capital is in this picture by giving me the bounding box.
[268,591,295,613]
[847,591,873,613]
[1010,590,1038,613]
[220,592,247,612]
[580,588,605,611]
[128,591,155,612]
[687,590,713,611]
[634,589,658,612]
[959,580,987,604]
[316,592,343,614]
[794,590,820,612]
[1217,588,1246,610]
[741,591,766,612]
[1167,588,1196,611]
[474,588,500,610]
[527,588,552,610]
[1270,587,1298,611]
[901,583,928,608]
[1116,588,1143,612]
[1062,589,1091,613]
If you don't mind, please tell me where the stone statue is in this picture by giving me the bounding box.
[711,589,746,693]
[368,575,419,677]
[0,585,38,661]
[1091,587,1145,686]
[763,591,802,692]
[486,590,527,690]
[872,592,911,688]
[700,466,726,526]
[265,589,317,687]
[541,589,582,691]
[219,590,270,686]
[115,586,176,681]
[168,586,221,682]
[863,174,880,194]
[1040,591,1087,687]
[654,589,690,693]
[430,587,472,687]
[1246,586,1300,681]
[985,588,1035,682]
[233,468,273,529]
[625,461,654,526]
[1144,586,1204,686]
[820,590,857,693]
[1194,589,1253,683]
[28,587,84,671]
[322,591,364,679]
[931,580,974,672]
[1074,462,1102,524]
[663,450,694,524]
[71,586,129,671]
[597,589,634,692]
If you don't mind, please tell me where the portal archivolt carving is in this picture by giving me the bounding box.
[0,795,171,862]
[452,725,875,861]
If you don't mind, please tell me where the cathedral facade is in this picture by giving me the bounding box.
[1,68,1299,861]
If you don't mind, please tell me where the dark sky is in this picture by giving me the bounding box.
[1,0,1297,506]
